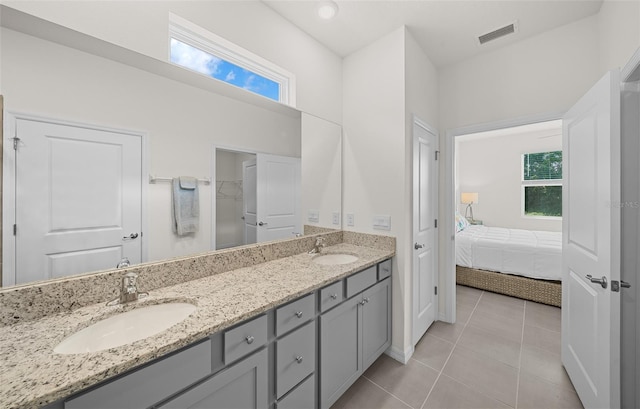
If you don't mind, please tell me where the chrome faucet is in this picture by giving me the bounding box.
[107,272,148,306]
[116,257,130,269]
[309,236,326,254]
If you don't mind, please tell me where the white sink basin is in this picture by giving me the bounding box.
[312,253,359,265]
[54,302,197,354]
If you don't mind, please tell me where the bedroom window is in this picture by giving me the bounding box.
[522,150,562,217]
[168,13,295,105]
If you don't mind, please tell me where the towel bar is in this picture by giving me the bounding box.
[149,175,211,185]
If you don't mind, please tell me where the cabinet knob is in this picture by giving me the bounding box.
[330,293,338,300]
[360,300,367,306]
[295,311,303,318]
[295,356,303,364]
[245,335,254,344]
[364,297,370,303]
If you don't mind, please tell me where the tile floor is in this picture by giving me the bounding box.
[331,285,584,409]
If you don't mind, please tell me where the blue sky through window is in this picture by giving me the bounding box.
[170,38,280,101]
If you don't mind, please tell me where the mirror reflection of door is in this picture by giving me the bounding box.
[242,158,258,246]
[215,148,301,250]
[6,115,143,286]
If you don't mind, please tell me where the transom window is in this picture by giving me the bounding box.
[169,14,295,105]
[522,150,563,217]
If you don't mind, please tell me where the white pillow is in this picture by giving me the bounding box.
[455,211,470,233]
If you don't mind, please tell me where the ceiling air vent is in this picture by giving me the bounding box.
[478,21,518,45]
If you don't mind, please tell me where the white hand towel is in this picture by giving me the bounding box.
[172,176,199,236]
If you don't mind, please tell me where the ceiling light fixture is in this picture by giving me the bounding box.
[317,1,339,20]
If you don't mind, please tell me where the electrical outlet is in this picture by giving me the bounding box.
[346,213,355,226]
[308,209,319,223]
[332,212,340,225]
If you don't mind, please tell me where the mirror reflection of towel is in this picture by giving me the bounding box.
[172,176,199,236]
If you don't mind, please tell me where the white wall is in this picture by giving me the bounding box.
[456,127,562,232]
[598,0,640,73]
[1,28,300,262]
[439,15,601,132]
[343,27,407,354]
[301,113,342,229]
[343,26,439,358]
[3,1,343,124]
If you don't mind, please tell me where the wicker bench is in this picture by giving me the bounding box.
[456,265,561,307]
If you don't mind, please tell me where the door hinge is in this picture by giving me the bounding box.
[434,286,438,295]
[12,137,20,150]
[13,224,16,235]
[434,219,438,228]
[435,150,440,160]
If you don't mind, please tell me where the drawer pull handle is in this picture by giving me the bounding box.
[330,293,338,300]
[295,356,303,364]
[295,311,303,318]
[245,335,254,344]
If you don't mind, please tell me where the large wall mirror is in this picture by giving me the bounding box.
[0,9,342,287]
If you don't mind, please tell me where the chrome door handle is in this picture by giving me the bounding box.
[621,280,631,289]
[123,233,139,241]
[414,243,424,250]
[586,275,608,289]
[258,222,268,226]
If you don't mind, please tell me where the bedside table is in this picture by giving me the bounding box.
[469,220,483,225]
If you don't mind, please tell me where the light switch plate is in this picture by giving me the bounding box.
[373,214,391,230]
[308,209,319,223]
[332,212,340,225]
[346,213,355,226]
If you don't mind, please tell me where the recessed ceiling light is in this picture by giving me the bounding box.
[317,1,339,20]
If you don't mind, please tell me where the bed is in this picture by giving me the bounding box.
[455,221,562,307]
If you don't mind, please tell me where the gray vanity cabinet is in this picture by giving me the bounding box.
[158,348,268,409]
[319,296,362,409]
[319,276,391,409]
[362,278,391,369]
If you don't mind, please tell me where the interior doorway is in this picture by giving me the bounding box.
[215,149,256,249]
[212,147,301,250]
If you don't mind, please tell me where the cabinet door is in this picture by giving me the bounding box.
[362,278,391,370]
[319,297,361,409]
[158,349,268,409]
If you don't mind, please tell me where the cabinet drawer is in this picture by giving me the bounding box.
[346,266,377,298]
[65,339,211,409]
[378,259,391,280]
[277,374,315,409]
[276,321,316,399]
[276,293,315,336]
[224,314,267,364]
[319,280,344,313]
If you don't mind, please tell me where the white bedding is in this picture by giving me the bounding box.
[456,225,562,281]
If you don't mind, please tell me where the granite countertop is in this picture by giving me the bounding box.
[0,243,394,409]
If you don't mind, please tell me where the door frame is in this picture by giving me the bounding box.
[443,111,563,322]
[411,115,439,343]
[2,111,149,286]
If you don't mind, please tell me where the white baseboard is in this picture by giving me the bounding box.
[385,344,414,364]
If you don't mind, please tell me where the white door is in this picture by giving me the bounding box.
[562,70,621,409]
[412,119,438,345]
[242,158,258,245]
[11,117,142,285]
[256,153,301,242]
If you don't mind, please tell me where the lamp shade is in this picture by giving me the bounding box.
[461,192,479,205]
